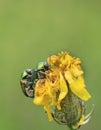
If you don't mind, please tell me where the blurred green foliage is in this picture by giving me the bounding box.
[0,0,101,130]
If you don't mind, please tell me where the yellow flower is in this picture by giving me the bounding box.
[47,52,91,101]
[33,52,93,129]
[34,69,68,121]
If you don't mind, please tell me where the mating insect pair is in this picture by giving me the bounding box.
[20,62,50,98]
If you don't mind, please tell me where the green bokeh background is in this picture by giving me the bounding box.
[0,0,100,130]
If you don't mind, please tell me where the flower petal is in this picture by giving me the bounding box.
[64,71,74,84]
[57,73,68,109]
[44,105,53,121]
[70,76,91,101]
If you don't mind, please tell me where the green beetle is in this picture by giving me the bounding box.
[20,62,50,98]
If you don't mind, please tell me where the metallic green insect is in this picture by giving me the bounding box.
[20,61,50,98]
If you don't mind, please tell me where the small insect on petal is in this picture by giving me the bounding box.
[20,52,93,130]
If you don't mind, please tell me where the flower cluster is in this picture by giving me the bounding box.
[33,52,93,129]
